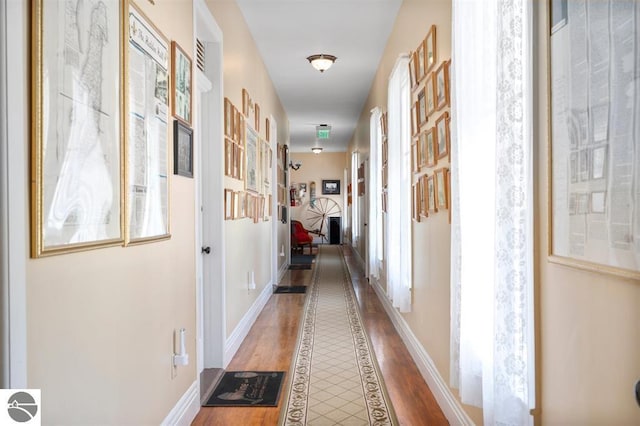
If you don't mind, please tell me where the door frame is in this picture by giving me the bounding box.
[194,0,225,371]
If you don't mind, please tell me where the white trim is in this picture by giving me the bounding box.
[223,282,272,367]
[1,0,28,389]
[370,280,474,426]
[161,380,200,426]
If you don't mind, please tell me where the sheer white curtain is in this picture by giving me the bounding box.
[450,0,535,424]
[368,107,382,281]
[386,55,411,313]
[351,151,359,247]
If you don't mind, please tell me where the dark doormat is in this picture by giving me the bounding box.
[291,255,315,264]
[274,286,307,294]
[288,264,312,270]
[203,371,286,407]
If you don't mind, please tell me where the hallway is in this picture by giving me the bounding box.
[192,246,447,425]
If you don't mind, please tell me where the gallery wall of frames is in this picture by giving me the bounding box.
[223,88,274,224]
[407,25,452,224]
[31,2,194,257]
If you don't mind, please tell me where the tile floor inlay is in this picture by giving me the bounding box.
[281,245,396,425]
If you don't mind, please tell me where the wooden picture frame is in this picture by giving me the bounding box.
[254,104,261,132]
[435,60,450,111]
[416,39,426,82]
[418,132,427,169]
[31,0,125,256]
[412,183,420,222]
[425,25,437,73]
[225,138,234,177]
[426,174,437,213]
[322,179,341,195]
[435,112,450,160]
[418,88,428,129]
[412,140,420,173]
[419,175,428,218]
[434,168,449,210]
[171,41,192,125]
[242,88,251,116]
[409,52,418,90]
[173,120,194,178]
[411,101,420,136]
[425,72,436,117]
[424,127,437,168]
[224,189,234,220]
[266,117,271,142]
[224,98,234,138]
[245,126,260,193]
[232,191,240,219]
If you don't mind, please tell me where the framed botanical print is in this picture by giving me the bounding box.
[425,25,437,73]
[426,174,437,213]
[424,127,437,168]
[411,102,419,136]
[171,41,192,125]
[224,189,234,220]
[224,98,233,138]
[418,88,428,127]
[412,140,420,173]
[425,72,436,117]
[435,112,450,160]
[419,175,428,218]
[409,52,418,89]
[245,125,259,193]
[435,60,450,110]
[434,167,449,210]
[225,138,234,177]
[416,39,426,82]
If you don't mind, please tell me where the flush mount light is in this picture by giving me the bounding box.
[311,147,323,154]
[307,54,337,73]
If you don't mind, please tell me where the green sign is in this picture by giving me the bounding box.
[317,129,330,139]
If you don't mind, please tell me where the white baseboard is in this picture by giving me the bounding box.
[161,380,200,426]
[370,281,474,426]
[223,281,272,366]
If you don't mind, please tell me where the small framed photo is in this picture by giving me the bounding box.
[224,189,234,220]
[224,98,234,138]
[435,60,450,111]
[418,133,427,169]
[225,138,234,177]
[426,174,437,213]
[171,41,192,125]
[435,112,450,160]
[416,40,426,82]
[434,168,449,210]
[412,140,420,173]
[417,88,428,127]
[235,109,244,143]
[419,175,428,218]
[173,120,193,178]
[322,179,341,195]
[425,25,437,73]
[424,127,437,168]
[425,72,436,117]
[409,52,418,89]
[411,102,419,136]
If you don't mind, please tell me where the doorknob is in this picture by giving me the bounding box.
[201,246,211,254]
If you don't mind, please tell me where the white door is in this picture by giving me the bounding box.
[195,0,225,371]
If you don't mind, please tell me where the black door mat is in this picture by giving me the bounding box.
[203,371,286,407]
[291,255,315,264]
[288,264,312,270]
[274,286,307,294]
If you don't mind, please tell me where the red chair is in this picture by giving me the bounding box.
[291,220,313,255]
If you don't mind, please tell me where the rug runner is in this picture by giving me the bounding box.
[280,245,397,425]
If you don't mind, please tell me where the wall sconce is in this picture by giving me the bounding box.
[289,160,302,171]
[307,54,337,73]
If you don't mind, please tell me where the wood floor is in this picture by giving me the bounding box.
[192,246,448,425]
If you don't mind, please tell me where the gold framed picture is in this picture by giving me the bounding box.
[412,182,421,222]
[171,41,192,125]
[425,25,437,73]
[224,189,234,220]
[254,103,261,132]
[412,140,420,173]
[419,175,428,218]
[426,174,437,213]
[425,72,436,117]
[435,60,450,111]
[225,138,234,177]
[409,52,418,90]
[434,167,449,210]
[224,98,233,138]
[417,88,428,127]
[416,40,426,82]
[411,102,419,136]
[424,127,437,168]
[435,112,450,160]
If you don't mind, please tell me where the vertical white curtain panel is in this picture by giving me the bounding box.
[369,107,382,282]
[450,0,535,425]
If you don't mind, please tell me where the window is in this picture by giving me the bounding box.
[385,55,411,312]
[368,108,383,281]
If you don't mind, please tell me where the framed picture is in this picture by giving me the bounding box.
[418,88,428,127]
[174,120,194,178]
[409,52,418,89]
[235,109,244,143]
[232,191,240,219]
[412,183,420,222]
[411,102,419,136]
[424,127,437,168]
[425,25,437,73]
[418,133,427,169]
[435,112,450,160]
[435,168,449,210]
[266,118,271,142]
[425,72,436,117]
[416,40,426,82]
[242,88,252,116]
[224,189,234,220]
[435,60,450,110]
[322,179,341,195]
[225,138,234,177]
[31,0,125,256]
[245,126,259,193]
[419,175,428,218]
[254,103,261,132]
[239,192,247,219]
[412,140,420,173]
[426,174,437,213]
[224,98,234,138]
[171,41,192,125]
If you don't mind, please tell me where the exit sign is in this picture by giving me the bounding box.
[317,129,330,139]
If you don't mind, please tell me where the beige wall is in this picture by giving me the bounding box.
[207,0,290,336]
[535,2,640,423]
[26,1,196,424]
[290,152,346,241]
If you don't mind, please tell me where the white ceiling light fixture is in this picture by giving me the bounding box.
[307,54,337,73]
[311,146,323,154]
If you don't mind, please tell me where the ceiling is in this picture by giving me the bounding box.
[236,0,403,153]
